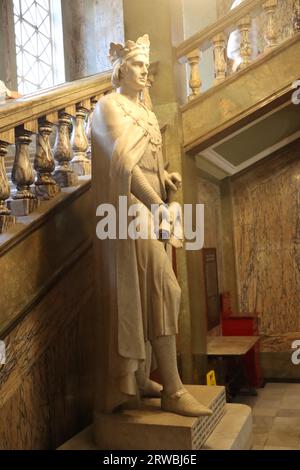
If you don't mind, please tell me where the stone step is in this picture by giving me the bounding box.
[202,404,252,450]
[94,385,226,450]
[58,403,252,451]
[59,385,231,450]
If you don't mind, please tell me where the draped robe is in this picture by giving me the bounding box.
[92,92,181,412]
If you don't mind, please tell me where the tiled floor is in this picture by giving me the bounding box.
[234,382,300,450]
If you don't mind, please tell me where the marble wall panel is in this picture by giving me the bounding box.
[62,0,124,81]
[231,140,300,338]
[0,248,96,449]
[197,176,225,293]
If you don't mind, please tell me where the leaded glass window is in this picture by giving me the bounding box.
[13,0,64,94]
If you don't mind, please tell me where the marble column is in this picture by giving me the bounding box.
[0,0,18,89]
[61,0,124,80]
[220,178,238,312]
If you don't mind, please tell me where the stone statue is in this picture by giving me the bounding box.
[92,34,212,417]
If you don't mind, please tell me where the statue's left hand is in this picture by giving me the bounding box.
[7,90,22,99]
[164,171,182,192]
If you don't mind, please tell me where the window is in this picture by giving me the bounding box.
[13,0,65,94]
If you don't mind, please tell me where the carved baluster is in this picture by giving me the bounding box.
[0,141,15,233]
[186,49,202,101]
[85,98,98,159]
[9,131,39,216]
[12,133,34,198]
[0,142,10,216]
[53,112,78,187]
[237,15,252,69]
[71,106,90,176]
[35,121,60,200]
[293,0,300,32]
[212,33,227,85]
[263,0,278,49]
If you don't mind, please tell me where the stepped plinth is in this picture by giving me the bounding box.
[94,385,226,450]
[58,389,252,451]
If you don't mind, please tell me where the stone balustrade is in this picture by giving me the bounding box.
[0,72,113,232]
[0,64,158,234]
[176,0,300,102]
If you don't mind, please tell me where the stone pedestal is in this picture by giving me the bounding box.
[53,168,79,188]
[35,183,61,201]
[0,214,16,234]
[58,401,253,451]
[202,404,252,450]
[94,385,226,450]
[71,159,91,176]
[7,198,40,216]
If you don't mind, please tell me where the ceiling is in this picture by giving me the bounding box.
[195,101,300,180]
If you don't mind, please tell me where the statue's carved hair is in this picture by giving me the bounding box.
[111,59,123,89]
[109,34,150,89]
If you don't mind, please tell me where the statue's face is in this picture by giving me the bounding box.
[120,53,150,91]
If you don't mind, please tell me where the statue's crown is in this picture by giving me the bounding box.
[109,34,150,64]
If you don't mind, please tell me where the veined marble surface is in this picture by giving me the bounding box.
[197,177,224,293]
[231,140,300,339]
[0,249,95,449]
[261,332,300,353]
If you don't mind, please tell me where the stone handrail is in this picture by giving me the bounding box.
[0,72,111,138]
[176,0,300,102]
[177,0,262,58]
[0,71,113,234]
[0,62,159,234]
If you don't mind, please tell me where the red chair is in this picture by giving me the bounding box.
[220,292,263,388]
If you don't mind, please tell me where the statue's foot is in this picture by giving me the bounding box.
[140,379,162,398]
[161,388,213,417]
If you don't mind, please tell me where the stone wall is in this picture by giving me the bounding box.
[231,139,300,349]
[182,0,217,91]
[0,182,97,449]
[0,248,96,449]
[0,0,17,89]
[197,176,224,295]
[61,0,124,81]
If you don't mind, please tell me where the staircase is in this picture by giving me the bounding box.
[176,0,300,180]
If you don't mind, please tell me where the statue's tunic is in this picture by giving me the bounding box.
[92,92,181,412]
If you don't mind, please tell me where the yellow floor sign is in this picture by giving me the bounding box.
[206,370,216,386]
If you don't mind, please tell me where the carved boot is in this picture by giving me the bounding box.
[161,388,213,417]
